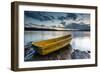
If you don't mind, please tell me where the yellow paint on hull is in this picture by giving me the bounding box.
[32,34,72,55]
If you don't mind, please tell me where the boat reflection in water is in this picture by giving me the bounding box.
[24,31,90,61]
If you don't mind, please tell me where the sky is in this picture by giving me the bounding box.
[24,11,90,27]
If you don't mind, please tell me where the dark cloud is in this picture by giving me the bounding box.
[25,11,56,21]
[60,21,66,26]
[50,16,55,19]
[25,11,41,20]
[66,13,77,20]
[57,13,78,21]
[25,11,89,25]
[58,16,66,21]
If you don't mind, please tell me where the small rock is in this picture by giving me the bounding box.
[71,49,90,59]
[87,50,91,53]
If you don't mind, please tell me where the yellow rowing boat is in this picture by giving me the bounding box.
[32,34,72,55]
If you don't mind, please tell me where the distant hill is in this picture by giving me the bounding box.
[65,23,90,31]
[24,23,90,31]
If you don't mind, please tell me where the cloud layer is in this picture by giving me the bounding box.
[24,11,90,27]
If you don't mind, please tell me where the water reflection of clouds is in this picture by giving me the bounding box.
[71,37,90,51]
[40,31,69,40]
[71,31,90,38]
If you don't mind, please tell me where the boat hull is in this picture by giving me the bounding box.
[32,35,72,55]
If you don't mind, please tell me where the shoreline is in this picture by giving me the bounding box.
[24,42,90,61]
[24,28,90,31]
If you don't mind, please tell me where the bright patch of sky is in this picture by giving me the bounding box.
[24,11,90,27]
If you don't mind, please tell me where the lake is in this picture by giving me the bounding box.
[24,31,90,51]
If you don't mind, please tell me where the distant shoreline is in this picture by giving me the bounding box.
[25,28,90,31]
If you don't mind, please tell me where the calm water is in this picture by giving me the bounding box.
[24,31,90,51]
